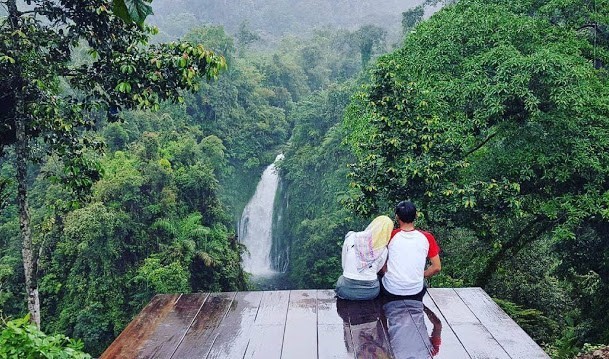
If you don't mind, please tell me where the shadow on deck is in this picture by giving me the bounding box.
[100,288,549,359]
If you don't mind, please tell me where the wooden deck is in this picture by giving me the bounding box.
[101,288,549,359]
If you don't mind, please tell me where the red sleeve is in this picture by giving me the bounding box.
[389,228,401,243]
[422,231,440,258]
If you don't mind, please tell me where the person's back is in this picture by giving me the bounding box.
[342,231,387,281]
[335,215,393,301]
[381,200,441,300]
[383,228,438,296]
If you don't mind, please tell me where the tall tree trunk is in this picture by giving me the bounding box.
[7,0,41,329]
[15,109,40,328]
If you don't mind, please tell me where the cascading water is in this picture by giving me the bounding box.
[238,154,284,277]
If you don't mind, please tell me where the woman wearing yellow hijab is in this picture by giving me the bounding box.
[335,215,394,300]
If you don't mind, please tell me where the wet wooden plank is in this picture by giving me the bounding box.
[455,288,550,359]
[318,324,355,359]
[244,325,285,359]
[244,324,285,359]
[135,293,208,358]
[244,291,290,359]
[170,292,236,358]
[103,288,546,359]
[253,290,290,325]
[317,289,343,325]
[206,291,264,359]
[317,290,355,359]
[338,297,381,325]
[424,291,471,359]
[429,288,511,359]
[382,299,434,359]
[281,290,318,359]
[100,294,179,359]
[351,316,393,358]
[339,299,393,358]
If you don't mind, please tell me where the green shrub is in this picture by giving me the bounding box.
[0,315,91,359]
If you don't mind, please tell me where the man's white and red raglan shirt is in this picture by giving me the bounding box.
[382,228,440,296]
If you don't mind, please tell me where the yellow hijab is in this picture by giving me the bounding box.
[354,215,394,271]
[367,215,394,250]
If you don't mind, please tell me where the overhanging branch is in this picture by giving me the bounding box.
[576,23,598,32]
[464,132,497,158]
[475,215,552,287]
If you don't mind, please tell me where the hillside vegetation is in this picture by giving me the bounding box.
[1,0,608,357]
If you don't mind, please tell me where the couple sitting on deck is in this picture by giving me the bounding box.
[335,200,442,301]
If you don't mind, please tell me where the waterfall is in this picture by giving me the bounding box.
[238,154,284,276]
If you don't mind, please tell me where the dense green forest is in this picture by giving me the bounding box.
[2,0,609,357]
[279,0,609,357]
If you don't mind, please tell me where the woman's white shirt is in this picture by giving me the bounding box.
[341,231,387,281]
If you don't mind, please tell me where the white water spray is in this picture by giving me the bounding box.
[238,154,283,276]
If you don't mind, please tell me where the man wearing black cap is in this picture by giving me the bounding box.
[381,200,442,301]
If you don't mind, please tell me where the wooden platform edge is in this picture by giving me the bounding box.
[454,288,550,359]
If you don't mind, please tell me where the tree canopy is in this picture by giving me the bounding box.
[344,0,609,347]
[2,0,609,356]
[0,0,226,329]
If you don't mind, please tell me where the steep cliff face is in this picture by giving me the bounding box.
[271,177,290,273]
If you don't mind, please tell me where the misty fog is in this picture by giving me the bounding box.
[149,0,425,45]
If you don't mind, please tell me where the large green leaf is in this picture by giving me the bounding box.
[112,0,130,23]
[112,0,153,26]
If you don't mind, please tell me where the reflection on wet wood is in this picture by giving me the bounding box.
[423,292,470,359]
[318,324,355,359]
[101,288,548,359]
[244,291,290,359]
[351,317,393,358]
[206,291,263,359]
[137,293,208,358]
[317,290,354,359]
[282,290,318,359]
[336,299,394,358]
[317,289,344,325]
[169,292,236,358]
[244,324,285,359]
[253,290,290,325]
[100,294,179,359]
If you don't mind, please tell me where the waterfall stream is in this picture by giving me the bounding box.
[238,154,284,277]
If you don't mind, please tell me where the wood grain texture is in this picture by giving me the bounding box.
[424,291,471,359]
[317,289,354,359]
[244,324,285,359]
[244,290,291,359]
[137,293,208,358]
[102,288,548,359]
[100,294,179,359]
[281,290,318,359]
[206,291,263,359]
[317,289,343,325]
[170,292,236,358]
[454,288,550,359]
[318,324,355,359]
[253,290,290,325]
[429,288,511,359]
